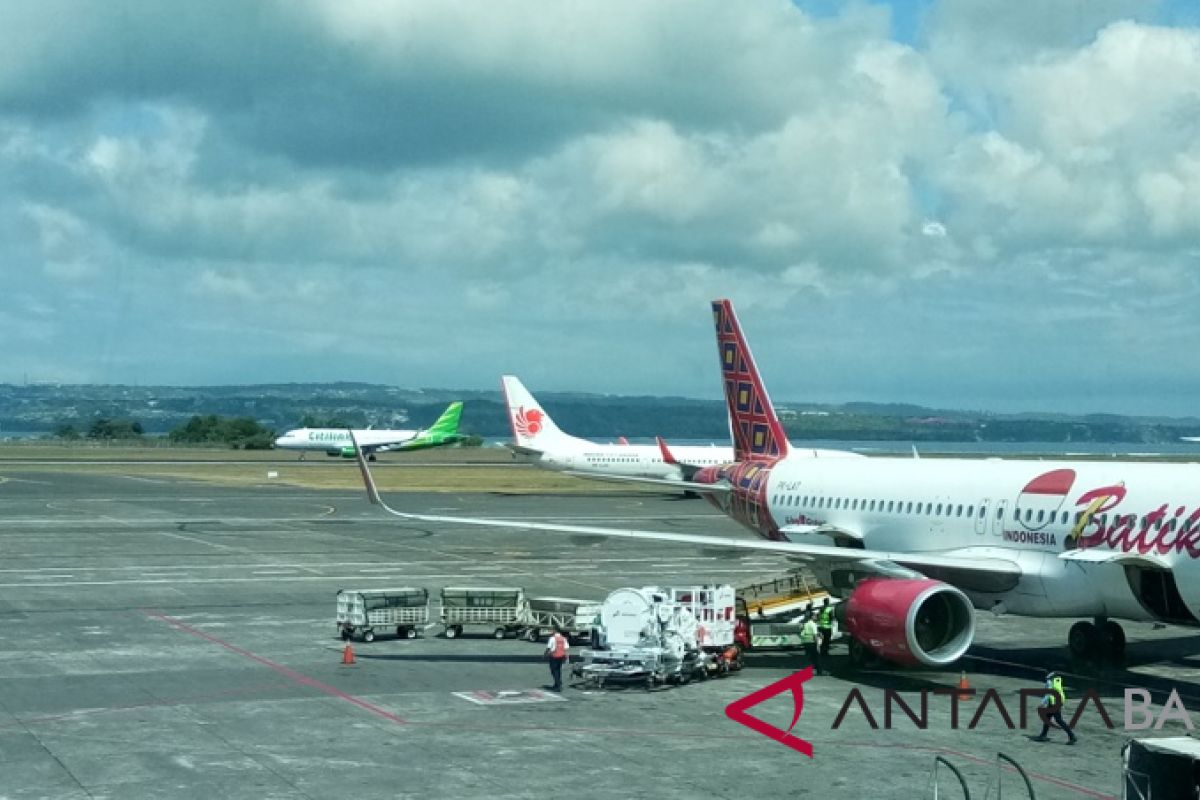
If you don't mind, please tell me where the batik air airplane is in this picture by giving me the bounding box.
[275,402,464,461]
[352,303,1200,669]
[501,374,860,484]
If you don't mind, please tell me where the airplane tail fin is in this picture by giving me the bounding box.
[500,375,572,449]
[711,299,790,462]
[426,401,464,436]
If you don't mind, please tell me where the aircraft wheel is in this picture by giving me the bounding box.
[1068,621,1099,660]
[1103,620,1126,661]
[848,638,875,668]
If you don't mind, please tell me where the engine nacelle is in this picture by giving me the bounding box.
[844,578,975,667]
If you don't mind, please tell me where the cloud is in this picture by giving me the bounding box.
[0,2,1198,414]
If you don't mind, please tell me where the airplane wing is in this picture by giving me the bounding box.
[1058,549,1171,569]
[561,471,732,494]
[369,436,419,454]
[350,431,1019,578]
[656,436,704,480]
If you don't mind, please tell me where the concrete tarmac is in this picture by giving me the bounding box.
[0,468,1196,799]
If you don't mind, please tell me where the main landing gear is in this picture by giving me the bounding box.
[1068,617,1125,663]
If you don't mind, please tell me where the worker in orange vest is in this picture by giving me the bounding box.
[545,626,570,692]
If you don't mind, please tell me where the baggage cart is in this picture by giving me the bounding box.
[439,586,530,639]
[521,597,601,643]
[336,588,430,642]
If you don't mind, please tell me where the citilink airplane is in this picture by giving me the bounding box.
[275,401,464,460]
[353,303,1200,669]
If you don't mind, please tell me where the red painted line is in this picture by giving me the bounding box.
[144,610,408,726]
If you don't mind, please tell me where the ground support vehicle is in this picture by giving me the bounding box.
[572,586,730,690]
[439,586,530,639]
[737,572,829,620]
[520,597,600,643]
[336,588,430,642]
[736,573,841,649]
[1123,736,1200,800]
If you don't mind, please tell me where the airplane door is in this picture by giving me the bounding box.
[975,499,989,535]
[992,500,1008,537]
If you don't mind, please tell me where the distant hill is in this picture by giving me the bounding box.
[2,382,1200,443]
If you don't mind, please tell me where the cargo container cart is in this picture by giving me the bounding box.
[521,597,601,643]
[439,587,530,639]
[336,588,430,642]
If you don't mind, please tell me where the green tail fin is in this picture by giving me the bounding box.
[427,401,463,435]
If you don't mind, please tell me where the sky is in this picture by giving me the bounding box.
[3,0,1200,416]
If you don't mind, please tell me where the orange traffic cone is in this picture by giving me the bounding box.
[342,644,356,665]
[957,670,973,701]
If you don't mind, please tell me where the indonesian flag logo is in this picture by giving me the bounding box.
[513,407,544,439]
[1014,468,1076,531]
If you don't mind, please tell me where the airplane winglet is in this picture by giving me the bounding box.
[656,435,679,465]
[349,429,411,517]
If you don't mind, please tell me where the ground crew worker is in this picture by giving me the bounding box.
[800,613,823,676]
[817,598,834,657]
[1033,672,1078,744]
[545,626,569,692]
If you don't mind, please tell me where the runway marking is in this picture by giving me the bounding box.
[145,610,408,726]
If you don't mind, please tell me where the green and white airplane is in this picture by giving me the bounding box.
[274,402,465,460]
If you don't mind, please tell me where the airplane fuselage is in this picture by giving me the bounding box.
[275,428,418,453]
[705,455,1200,627]
[523,442,733,479]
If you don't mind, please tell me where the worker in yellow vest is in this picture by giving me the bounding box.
[817,598,834,657]
[544,626,570,692]
[1033,672,1077,744]
[800,613,824,676]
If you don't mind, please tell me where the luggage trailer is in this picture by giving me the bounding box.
[520,597,601,643]
[439,587,530,639]
[336,588,431,642]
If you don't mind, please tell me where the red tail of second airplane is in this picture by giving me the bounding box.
[711,299,790,462]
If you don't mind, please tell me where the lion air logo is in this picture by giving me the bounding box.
[1014,468,1076,531]
[513,407,545,439]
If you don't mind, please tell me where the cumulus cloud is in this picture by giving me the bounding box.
[0,2,1198,413]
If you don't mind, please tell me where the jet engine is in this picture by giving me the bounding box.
[844,578,975,667]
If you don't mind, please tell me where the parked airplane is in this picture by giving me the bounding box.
[275,401,465,460]
[352,303,1200,669]
[501,374,860,484]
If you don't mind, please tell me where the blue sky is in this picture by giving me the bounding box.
[2,1,1199,416]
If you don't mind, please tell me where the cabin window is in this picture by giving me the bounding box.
[935,503,943,515]
[905,502,913,513]
[956,504,963,517]
[997,507,1005,520]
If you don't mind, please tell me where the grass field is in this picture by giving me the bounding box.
[0,444,657,493]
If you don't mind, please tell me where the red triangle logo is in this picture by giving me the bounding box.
[725,667,814,758]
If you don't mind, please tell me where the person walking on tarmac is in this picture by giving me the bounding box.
[1033,672,1078,744]
[817,598,835,657]
[800,613,824,676]
[544,626,570,692]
